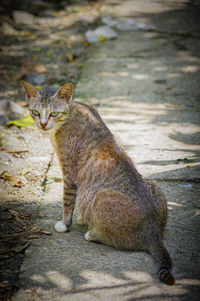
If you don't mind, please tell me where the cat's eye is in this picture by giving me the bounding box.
[50,112,59,117]
[31,110,40,116]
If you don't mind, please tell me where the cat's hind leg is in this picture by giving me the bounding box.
[89,189,142,249]
[77,214,85,225]
[85,230,99,242]
[84,224,112,245]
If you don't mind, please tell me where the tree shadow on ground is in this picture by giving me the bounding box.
[2,166,198,300]
[170,132,200,146]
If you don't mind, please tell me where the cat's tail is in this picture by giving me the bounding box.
[145,225,175,286]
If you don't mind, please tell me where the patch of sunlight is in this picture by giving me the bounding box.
[126,63,139,69]
[148,60,161,66]
[122,272,188,298]
[30,274,46,283]
[123,271,153,282]
[177,278,200,286]
[185,57,200,63]
[98,71,129,77]
[46,271,72,290]
[109,80,120,87]
[101,95,126,102]
[168,201,183,210]
[33,38,58,47]
[48,63,59,70]
[143,32,158,38]
[140,283,188,297]
[79,270,127,289]
[116,71,129,76]
[132,74,149,80]
[178,52,200,63]
[153,66,168,72]
[168,201,183,207]
[98,72,113,77]
[167,72,182,78]
[180,65,200,73]
[100,102,167,117]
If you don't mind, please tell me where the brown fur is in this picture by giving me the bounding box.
[23,81,175,285]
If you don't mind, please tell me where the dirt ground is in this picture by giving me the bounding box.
[0,0,200,300]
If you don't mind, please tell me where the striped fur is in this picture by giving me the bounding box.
[24,81,175,285]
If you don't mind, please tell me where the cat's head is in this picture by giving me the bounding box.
[22,81,73,131]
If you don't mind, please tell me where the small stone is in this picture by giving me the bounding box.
[0,100,27,124]
[0,115,8,125]
[1,22,19,36]
[13,10,35,25]
[85,26,118,43]
[33,74,46,85]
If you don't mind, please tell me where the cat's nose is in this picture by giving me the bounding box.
[40,122,47,128]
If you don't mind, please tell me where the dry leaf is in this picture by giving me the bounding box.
[7,114,34,127]
[0,148,29,154]
[13,60,47,80]
[66,52,74,62]
[0,208,51,261]
[194,209,200,217]
[164,103,180,109]
[99,35,104,41]
[0,171,26,187]
[12,241,31,253]
[84,41,90,47]
[33,63,47,73]
[9,209,31,220]
[21,60,47,73]
[39,229,52,235]
[16,100,27,107]
[166,85,174,90]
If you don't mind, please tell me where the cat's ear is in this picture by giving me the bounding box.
[22,81,39,102]
[57,82,73,104]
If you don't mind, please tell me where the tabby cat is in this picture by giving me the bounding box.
[22,81,175,285]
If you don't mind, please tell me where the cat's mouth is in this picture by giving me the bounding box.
[38,122,52,131]
[42,128,50,131]
[40,125,51,131]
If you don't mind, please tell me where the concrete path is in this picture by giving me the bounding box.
[2,0,200,300]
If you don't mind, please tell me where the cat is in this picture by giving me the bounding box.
[22,80,175,285]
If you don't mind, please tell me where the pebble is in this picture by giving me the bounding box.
[85,26,118,43]
[0,115,8,125]
[34,74,46,85]
[13,10,35,25]
[2,22,19,36]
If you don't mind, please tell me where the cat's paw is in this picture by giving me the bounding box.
[85,230,98,242]
[55,221,68,233]
[85,231,92,241]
